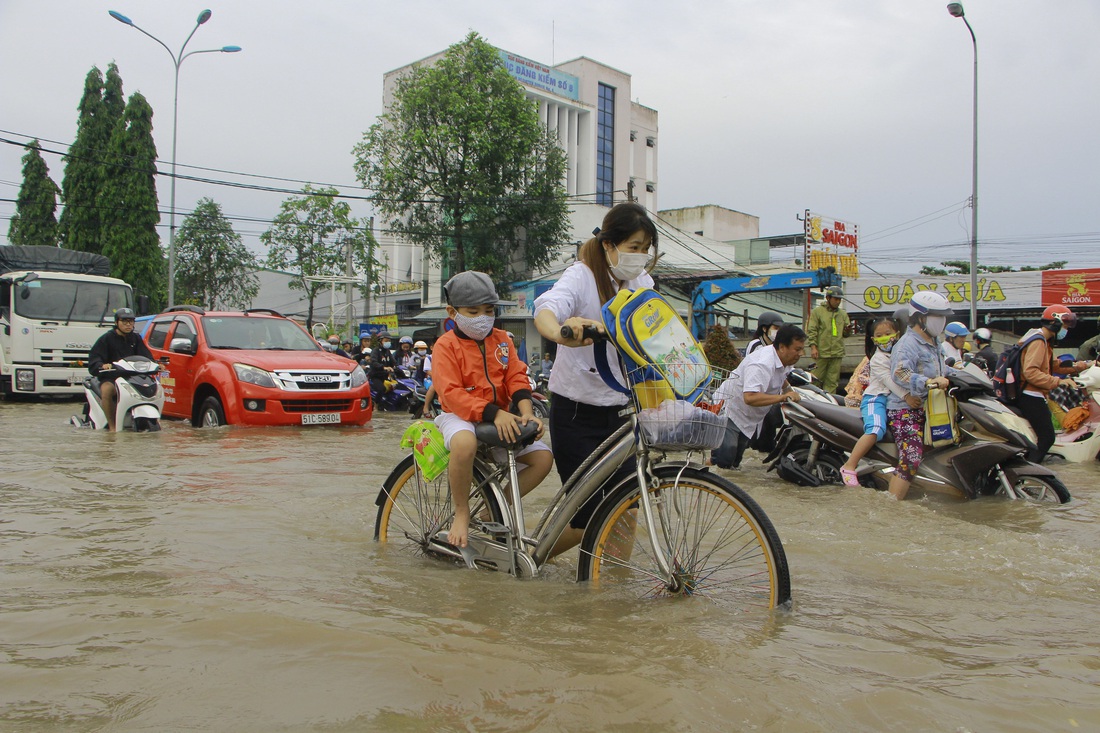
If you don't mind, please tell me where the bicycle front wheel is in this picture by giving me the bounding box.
[374,454,503,550]
[577,465,791,609]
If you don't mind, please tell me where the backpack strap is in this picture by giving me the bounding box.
[593,341,630,395]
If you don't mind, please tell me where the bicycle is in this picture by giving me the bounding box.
[374,329,791,609]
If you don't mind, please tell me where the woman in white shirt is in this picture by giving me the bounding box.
[533,202,658,553]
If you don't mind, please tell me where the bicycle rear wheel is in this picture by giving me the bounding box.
[577,465,791,609]
[374,454,503,550]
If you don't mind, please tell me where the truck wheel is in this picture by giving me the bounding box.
[199,396,226,427]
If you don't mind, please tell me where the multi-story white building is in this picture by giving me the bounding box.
[377,47,659,328]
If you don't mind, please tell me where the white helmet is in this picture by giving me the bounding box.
[973,327,992,343]
[413,340,428,349]
[908,291,953,317]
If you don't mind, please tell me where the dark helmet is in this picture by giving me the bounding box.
[114,307,135,323]
[758,311,784,329]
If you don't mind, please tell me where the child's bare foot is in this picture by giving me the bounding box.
[447,510,470,547]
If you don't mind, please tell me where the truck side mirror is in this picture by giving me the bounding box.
[169,337,196,355]
[136,295,150,315]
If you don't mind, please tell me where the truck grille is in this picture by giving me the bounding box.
[271,369,351,391]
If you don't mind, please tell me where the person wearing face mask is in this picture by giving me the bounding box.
[368,330,399,396]
[745,312,785,356]
[806,286,850,395]
[432,271,552,549]
[885,291,958,499]
[533,202,658,555]
[839,316,917,486]
[1016,305,1090,463]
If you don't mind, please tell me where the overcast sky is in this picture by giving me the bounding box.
[2,0,1097,277]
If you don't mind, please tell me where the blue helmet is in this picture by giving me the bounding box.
[944,321,969,338]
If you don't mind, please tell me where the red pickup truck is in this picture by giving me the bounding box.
[144,306,372,427]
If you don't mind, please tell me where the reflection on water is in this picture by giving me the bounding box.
[2,402,1099,731]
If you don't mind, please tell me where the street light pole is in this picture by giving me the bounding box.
[108,9,240,308]
[947,3,978,330]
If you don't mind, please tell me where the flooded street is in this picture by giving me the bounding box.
[2,400,1099,732]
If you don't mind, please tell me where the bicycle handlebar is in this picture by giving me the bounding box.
[560,324,605,342]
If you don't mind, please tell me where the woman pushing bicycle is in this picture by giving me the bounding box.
[533,202,658,554]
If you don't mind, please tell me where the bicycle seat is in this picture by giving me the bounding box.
[474,420,540,449]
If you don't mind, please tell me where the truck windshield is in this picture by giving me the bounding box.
[202,316,320,351]
[13,279,132,323]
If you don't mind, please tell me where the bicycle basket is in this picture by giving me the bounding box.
[628,363,729,451]
[400,421,450,480]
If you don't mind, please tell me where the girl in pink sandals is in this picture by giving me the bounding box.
[839,317,916,487]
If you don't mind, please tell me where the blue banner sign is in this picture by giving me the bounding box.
[499,50,579,101]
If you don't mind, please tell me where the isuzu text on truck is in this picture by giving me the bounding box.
[0,246,133,397]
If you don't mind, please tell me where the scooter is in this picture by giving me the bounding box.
[71,356,164,432]
[372,367,419,412]
[764,369,1071,503]
[955,360,1100,463]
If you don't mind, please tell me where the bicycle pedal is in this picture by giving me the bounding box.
[477,521,510,535]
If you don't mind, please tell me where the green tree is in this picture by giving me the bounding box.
[919,259,1068,276]
[59,63,126,253]
[99,91,165,308]
[262,186,378,329]
[353,32,569,286]
[175,198,259,309]
[8,140,61,247]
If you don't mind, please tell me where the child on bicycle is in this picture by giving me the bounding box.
[433,271,552,548]
[839,316,919,486]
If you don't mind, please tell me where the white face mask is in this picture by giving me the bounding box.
[454,313,495,340]
[417,349,427,356]
[608,250,651,281]
[767,326,779,341]
[924,315,946,336]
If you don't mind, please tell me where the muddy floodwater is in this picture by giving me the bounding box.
[2,400,1099,732]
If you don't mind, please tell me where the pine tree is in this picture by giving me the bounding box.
[99,91,165,308]
[175,198,259,309]
[59,64,126,253]
[704,325,742,373]
[8,140,61,247]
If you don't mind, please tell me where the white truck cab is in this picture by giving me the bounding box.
[0,247,133,397]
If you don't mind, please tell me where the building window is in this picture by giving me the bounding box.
[646,136,656,148]
[597,83,615,207]
[645,182,655,193]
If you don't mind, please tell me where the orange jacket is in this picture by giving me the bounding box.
[433,327,532,423]
[1021,332,1077,395]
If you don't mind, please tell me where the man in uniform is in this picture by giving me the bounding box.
[806,285,850,394]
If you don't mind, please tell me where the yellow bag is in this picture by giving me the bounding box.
[923,387,959,447]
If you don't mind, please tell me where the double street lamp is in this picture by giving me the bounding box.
[108,9,241,308]
[947,2,978,330]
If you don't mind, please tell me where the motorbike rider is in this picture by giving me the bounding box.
[940,321,969,364]
[1076,315,1100,361]
[368,330,398,394]
[745,311,785,356]
[87,307,154,432]
[1016,305,1090,463]
[971,328,997,375]
[886,292,957,500]
[396,336,418,372]
[326,335,351,359]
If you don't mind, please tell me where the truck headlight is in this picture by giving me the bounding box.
[15,368,34,391]
[349,365,367,388]
[233,363,276,388]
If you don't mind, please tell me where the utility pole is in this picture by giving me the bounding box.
[364,216,374,326]
[345,238,354,341]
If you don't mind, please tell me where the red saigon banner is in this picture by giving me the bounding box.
[1041,268,1100,307]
